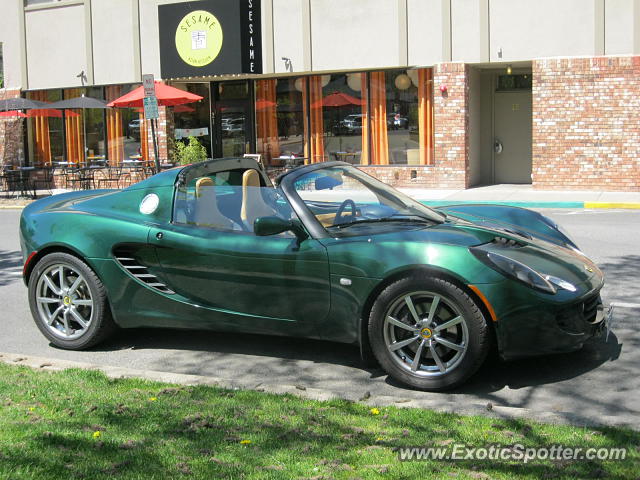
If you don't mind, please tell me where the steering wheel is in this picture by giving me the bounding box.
[333,199,357,225]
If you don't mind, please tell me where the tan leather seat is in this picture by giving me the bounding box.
[192,177,235,229]
[240,169,276,229]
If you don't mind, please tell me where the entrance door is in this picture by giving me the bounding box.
[493,90,532,184]
[211,81,255,158]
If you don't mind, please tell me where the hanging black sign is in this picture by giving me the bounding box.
[158,0,262,79]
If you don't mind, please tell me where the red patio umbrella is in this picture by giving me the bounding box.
[107,81,203,173]
[26,109,79,118]
[0,110,27,118]
[106,81,203,108]
[255,99,277,111]
[311,91,363,108]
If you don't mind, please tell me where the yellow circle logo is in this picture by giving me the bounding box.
[420,327,433,339]
[175,10,223,67]
[63,296,71,306]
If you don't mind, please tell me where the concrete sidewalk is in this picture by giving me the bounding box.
[2,185,640,209]
[399,184,640,209]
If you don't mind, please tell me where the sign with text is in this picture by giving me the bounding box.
[143,96,159,119]
[143,74,155,97]
[158,0,262,79]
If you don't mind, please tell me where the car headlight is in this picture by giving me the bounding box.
[470,248,558,294]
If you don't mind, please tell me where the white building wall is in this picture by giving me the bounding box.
[272,0,306,73]
[605,0,636,54]
[310,0,402,71]
[7,0,640,91]
[407,0,445,66]
[451,0,484,63]
[92,0,140,85]
[489,0,598,62]
[25,4,87,90]
[138,0,185,80]
[0,0,24,89]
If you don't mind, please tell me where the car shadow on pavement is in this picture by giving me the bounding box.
[91,325,622,395]
[0,249,23,287]
[598,254,640,304]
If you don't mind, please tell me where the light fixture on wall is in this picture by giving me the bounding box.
[406,69,419,87]
[294,77,305,92]
[394,73,412,90]
[320,75,331,87]
[506,65,513,75]
[346,73,362,91]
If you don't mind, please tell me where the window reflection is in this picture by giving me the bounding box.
[319,73,365,165]
[105,84,143,165]
[256,78,306,166]
[173,83,212,158]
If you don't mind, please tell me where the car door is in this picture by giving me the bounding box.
[148,168,330,337]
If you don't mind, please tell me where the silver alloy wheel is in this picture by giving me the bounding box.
[383,291,468,377]
[35,263,94,340]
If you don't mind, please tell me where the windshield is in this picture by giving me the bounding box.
[291,165,446,234]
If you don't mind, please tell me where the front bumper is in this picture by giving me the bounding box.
[497,290,611,360]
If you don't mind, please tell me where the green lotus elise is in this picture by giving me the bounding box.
[20,158,612,390]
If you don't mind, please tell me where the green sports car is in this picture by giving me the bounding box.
[20,158,612,390]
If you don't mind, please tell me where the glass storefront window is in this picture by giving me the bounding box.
[106,84,143,165]
[309,74,363,165]
[256,78,305,166]
[26,89,63,165]
[364,68,434,166]
[173,83,212,158]
[62,87,106,164]
[384,70,418,165]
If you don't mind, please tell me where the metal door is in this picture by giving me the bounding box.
[493,90,532,184]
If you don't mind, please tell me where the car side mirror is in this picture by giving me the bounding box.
[254,216,308,242]
[315,175,343,190]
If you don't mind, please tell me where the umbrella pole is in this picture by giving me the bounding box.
[150,118,160,173]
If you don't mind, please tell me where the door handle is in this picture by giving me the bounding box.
[494,138,503,154]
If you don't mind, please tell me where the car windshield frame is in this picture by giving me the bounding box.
[278,162,446,239]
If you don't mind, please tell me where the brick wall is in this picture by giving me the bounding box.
[533,56,640,191]
[144,106,172,163]
[360,63,469,189]
[0,89,24,167]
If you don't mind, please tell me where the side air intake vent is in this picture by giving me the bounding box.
[492,236,525,248]
[113,247,175,295]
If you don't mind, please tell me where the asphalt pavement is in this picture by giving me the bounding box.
[0,208,638,429]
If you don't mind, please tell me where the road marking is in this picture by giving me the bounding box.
[4,271,22,276]
[611,302,640,309]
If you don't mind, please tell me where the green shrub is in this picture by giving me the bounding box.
[174,136,208,165]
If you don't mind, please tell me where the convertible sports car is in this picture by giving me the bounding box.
[20,158,612,390]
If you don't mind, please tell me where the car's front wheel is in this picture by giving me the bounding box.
[28,252,116,350]
[368,275,490,391]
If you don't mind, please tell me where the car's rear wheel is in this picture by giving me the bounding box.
[368,275,490,391]
[28,253,116,350]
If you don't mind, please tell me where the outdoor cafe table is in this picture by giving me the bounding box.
[6,167,37,198]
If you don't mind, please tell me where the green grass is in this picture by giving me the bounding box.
[0,362,637,479]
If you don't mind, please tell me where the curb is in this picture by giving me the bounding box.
[584,202,640,209]
[0,206,26,210]
[0,351,632,430]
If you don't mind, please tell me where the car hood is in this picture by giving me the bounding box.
[435,204,577,249]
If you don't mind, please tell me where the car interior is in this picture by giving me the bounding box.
[174,167,288,233]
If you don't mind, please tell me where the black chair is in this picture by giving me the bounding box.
[68,167,96,190]
[32,166,54,195]
[97,165,129,189]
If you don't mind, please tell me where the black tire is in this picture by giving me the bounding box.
[28,252,117,350]
[368,275,489,391]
